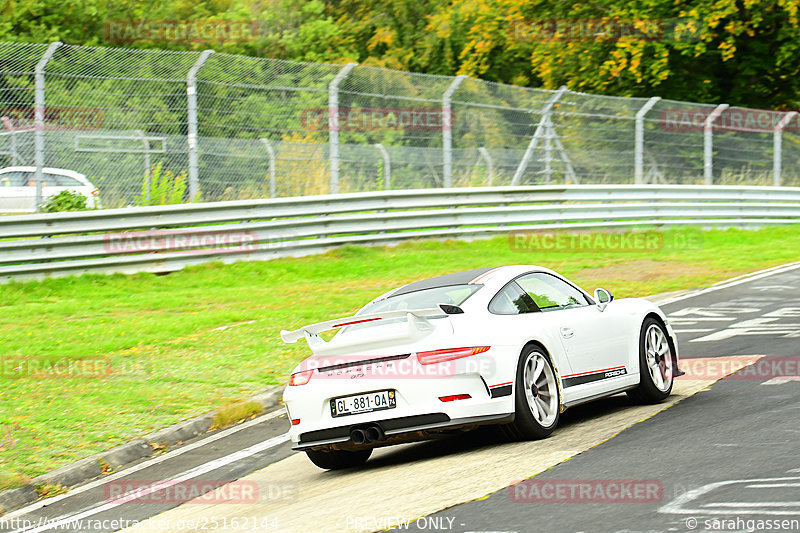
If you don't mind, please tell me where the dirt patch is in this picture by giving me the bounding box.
[573,260,713,283]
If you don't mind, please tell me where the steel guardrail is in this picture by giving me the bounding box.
[2,185,799,283]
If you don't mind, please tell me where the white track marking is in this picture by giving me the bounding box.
[7,432,290,533]
[660,261,800,306]
[659,476,800,516]
[3,409,286,520]
[761,376,800,385]
[702,502,800,508]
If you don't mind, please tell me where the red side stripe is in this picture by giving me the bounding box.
[489,381,513,388]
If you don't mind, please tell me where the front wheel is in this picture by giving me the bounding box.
[627,318,674,404]
[501,345,560,440]
[305,447,372,470]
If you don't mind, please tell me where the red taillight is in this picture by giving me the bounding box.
[289,370,313,386]
[291,419,301,425]
[91,188,100,196]
[417,346,490,365]
[439,394,472,402]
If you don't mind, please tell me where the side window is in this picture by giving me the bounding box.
[50,174,82,186]
[515,273,590,312]
[0,172,25,186]
[489,281,539,315]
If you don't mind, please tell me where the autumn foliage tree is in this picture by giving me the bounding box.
[2,0,799,109]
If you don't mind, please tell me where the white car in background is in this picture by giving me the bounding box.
[0,166,100,212]
[281,266,684,470]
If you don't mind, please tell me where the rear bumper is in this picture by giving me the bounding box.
[292,411,514,451]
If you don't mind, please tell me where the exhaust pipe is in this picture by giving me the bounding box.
[350,428,366,445]
[364,425,384,443]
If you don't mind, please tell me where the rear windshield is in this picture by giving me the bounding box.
[360,284,482,314]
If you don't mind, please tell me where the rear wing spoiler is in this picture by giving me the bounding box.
[280,305,460,346]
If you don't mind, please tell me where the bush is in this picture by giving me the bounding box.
[137,162,189,206]
[41,190,88,212]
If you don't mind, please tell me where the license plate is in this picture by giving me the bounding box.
[331,390,396,418]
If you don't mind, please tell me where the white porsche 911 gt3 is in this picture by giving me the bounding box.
[281,265,683,470]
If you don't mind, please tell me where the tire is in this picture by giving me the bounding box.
[501,345,560,440]
[305,447,372,470]
[627,317,674,404]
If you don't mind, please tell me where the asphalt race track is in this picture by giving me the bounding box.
[2,262,799,533]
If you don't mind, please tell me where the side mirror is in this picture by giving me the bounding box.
[593,288,614,311]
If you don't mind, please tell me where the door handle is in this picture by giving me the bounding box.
[560,327,575,339]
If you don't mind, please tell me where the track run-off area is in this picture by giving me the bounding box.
[2,262,799,533]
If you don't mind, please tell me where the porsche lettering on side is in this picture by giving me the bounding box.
[281,266,683,470]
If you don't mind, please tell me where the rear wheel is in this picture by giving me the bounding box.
[501,345,560,440]
[627,318,674,403]
[305,447,372,470]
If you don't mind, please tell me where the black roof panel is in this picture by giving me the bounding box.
[390,267,496,297]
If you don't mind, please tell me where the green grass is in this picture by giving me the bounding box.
[1,225,799,486]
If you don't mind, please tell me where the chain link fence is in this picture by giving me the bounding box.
[2,41,799,211]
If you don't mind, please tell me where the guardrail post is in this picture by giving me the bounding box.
[442,75,467,188]
[374,143,391,189]
[478,147,493,186]
[512,86,567,186]
[703,103,729,185]
[634,96,661,184]
[187,50,214,202]
[260,138,277,197]
[773,111,797,187]
[33,42,61,212]
[328,63,358,194]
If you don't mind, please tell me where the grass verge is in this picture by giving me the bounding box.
[1,225,799,485]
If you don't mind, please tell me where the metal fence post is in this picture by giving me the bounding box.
[1,117,20,165]
[442,75,467,188]
[512,86,567,186]
[10,129,17,165]
[773,111,797,187]
[135,129,151,203]
[543,119,554,183]
[328,63,358,194]
[374,143,391,189]
[187,50,214,202]
[33,42,61,211]
[703,103,729,185]
[259,138,277,198]
[634,96,661,184]
[478,147,493,186]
